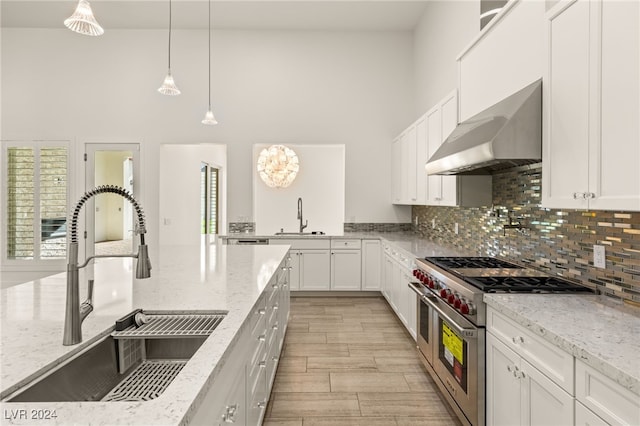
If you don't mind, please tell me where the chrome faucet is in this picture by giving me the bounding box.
[297,197,308,233]
[64,185,151,346]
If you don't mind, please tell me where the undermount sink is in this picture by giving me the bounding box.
[4,311,226,403]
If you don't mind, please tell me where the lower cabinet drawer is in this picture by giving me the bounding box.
[576,400,610,426]
[247,362,268,426]
[487,308,574,394]
[576,359,639,426]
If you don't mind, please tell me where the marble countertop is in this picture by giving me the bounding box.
[0,242,290,425]
[484,294,640,396]
[224,231,476,259]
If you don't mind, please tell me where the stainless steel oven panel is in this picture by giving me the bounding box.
[433,300,485,426]
[418,288,485,426]
[410,283,436,366]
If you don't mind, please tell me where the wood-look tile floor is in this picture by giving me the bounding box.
[264,296,462,426]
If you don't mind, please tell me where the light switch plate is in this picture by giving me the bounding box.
[593,244,606,269]
[454,223,459,234]
[432,219,436,229]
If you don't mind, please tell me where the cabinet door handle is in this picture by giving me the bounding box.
[258,334,266,342]
[257,308,266,315]
[587,192,596,199]
[512,336,524,344]
[257,401,267,409]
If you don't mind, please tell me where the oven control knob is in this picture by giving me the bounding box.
[427,277,435,289]
[447,293,456,304]
[460,302,476,315]
[413,269,419,277]
[421,274,428,284]
[453,296,462,309]
[440,287,450,298]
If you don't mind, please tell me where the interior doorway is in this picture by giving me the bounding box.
[84,143,140,258]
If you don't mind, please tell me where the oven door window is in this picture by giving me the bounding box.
[419,301,430,344]
[438,318,468,393]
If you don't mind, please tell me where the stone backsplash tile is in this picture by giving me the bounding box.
[228,222,255,233]
[413,164,640,302]
[344,223,413,232]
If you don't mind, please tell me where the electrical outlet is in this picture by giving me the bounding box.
[414,216,418,226]
[593,244,606,269]
[454,223,459,234]
[432,219,436,229]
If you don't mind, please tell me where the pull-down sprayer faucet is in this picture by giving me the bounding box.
[64,185,151,346]
[297,197,308,233]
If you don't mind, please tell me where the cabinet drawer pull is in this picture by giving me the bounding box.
[259,360,266,368]
[258,334,266,342]
[257,401,267,409]
[257,308,266,315]
[512,336,524,344]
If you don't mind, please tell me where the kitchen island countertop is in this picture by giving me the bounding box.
[0,242,290,425]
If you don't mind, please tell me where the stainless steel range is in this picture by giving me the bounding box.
[409,256,592,426]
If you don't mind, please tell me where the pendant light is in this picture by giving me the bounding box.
[64,0,104,36]
[201,0,218,125]
[158,0,181,96]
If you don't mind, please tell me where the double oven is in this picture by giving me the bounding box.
[410,256,592,426]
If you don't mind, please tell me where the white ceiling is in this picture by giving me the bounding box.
[1,1,431,31]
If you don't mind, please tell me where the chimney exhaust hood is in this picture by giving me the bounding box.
[425,79,542,176]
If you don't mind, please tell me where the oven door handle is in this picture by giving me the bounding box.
[408,282,477,339]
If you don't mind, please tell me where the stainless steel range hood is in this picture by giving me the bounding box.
[425,79,541,176]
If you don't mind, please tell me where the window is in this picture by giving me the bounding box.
[3,142,69,261]
[200,163,219,235]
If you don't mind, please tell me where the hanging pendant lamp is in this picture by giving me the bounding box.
[158,0,181,96]
[201,0,218,125]
[64,0,104,36]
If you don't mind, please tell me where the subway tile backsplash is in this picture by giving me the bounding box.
[413,164,640,302]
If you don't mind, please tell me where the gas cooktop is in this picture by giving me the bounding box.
[422,256,591,293]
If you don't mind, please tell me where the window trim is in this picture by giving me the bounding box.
[1,140,71,271]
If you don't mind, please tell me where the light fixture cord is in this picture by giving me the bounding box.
[168,0,172,71]
[207,0,211,108]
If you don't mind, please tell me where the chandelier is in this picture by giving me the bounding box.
[257,145,299,188]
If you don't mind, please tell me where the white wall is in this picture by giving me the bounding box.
[1,27,415,250]
[413,1,479,115]
[159,144,227,246]
[253,144,345,235]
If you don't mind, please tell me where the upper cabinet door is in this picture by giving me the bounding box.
[590,0,640,211]
[391,137,402,204]
[543,0,640,211]
[439,91,459,207]
[426,106,443,204]
[543,0,591,209]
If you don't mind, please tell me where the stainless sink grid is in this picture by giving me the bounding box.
[112,313,226,339]
[102,360,186,402]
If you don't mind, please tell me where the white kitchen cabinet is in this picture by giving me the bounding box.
[391,137,402,204]
[425,90,492,207]
[381,243,416,339]
[277,239,331,291]
[426,90,458,206]
[576,401,609,426]
[487,332,574,426]
[361,239,381,290]
[543,0,640,211]
[575,359,640,426]
[191,256,289,426]
[391,126,418,205]
[330,239,362,290]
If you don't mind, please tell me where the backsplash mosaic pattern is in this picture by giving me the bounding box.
[228,222,255,233]
[344,223,413,233]
[413,164,640,302]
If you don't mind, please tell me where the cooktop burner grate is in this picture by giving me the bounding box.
[465,276,592,293]
[424,256,521,270]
